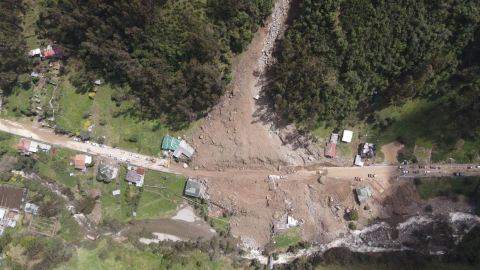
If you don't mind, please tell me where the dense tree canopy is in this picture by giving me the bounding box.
[38,0,272,121]
[268,0,480,133]
[0,0,26,87]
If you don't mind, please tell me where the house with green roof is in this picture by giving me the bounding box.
[162,136,180,151]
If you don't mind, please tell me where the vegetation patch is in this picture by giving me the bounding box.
[415,176,480,200]
[273,227,302,251]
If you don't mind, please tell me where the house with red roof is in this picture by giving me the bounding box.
[44,45,64,58]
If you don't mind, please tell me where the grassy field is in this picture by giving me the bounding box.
[55,75,94,133]
[136,170,188,220]
[56,239,237,270]
[36,148,92,188]
[274,227,302,251]
[100,167,124,221]
[1,75,35,124]
[416,176,480,200]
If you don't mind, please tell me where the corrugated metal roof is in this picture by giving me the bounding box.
[162,136,180,151]
[185,179,201,198]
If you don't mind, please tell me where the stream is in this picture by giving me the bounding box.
[244,212,480,264]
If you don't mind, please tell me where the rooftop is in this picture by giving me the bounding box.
[184,179,202,198]
[97,164,118,182]
[173,140,195,158]
[342,130,353,143]
[324,143,336,158]
[162,136,180,151]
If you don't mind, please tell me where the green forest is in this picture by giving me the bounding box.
[34,0,273,122]
[0,0,27,87]
[268,0,480,140]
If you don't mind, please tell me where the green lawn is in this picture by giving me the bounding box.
[136,170,188,220]
[36,148,88,188]
[100,170,123,221]
[56,239,236,270]
[274,227,302,251]
[1,74,35,123]
[56,75,94,133]
[416,176,480,200]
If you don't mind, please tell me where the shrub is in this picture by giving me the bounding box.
[349,211,359,221]
[99,118,108,126]
[364,204,370,210]
[348,222,357,230]
[126,134,139,143]
[98,249,109,260]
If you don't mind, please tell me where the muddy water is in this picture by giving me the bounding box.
[381,141,405,164]
[245,212,480,265]
[123,206,215,240]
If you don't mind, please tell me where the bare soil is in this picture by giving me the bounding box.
[190,0,327,171]
[381,141,405,164]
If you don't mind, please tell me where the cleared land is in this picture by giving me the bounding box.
[0,185,25,210]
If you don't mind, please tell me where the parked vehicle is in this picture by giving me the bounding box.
[430,166,436,169]
[135,155,139,158]
[402,170,409,174]
[467,166,473,169]
[398,166,404,169]
[129,153,132,156]
[476,165,480,168]
[114,157,118,160]
[368,174,378,178]
[454,172,466,177]
[424,171,430,173]
[108,154,112,157]
[413,171,420,174]
[91,143,97,146]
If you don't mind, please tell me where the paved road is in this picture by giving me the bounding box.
[1,119,479,181]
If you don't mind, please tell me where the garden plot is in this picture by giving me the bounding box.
[29,214,57,237]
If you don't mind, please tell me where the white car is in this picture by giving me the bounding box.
[91,143,97,146]
[108,154,112,157]
[402,170,409,174]
[135,155,139,158]
[129,153,132,156]
[424,171,431,173]
[82,149,87,153]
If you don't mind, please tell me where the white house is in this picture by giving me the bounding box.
[342,130,353,143]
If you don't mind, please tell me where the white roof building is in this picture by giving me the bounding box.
[0,209,6,220]
[173,140,195,158]
[342,130,353,143]
[38,143,51,151]
[354,155,364,167]
[25,203,39,215]
[112,190,120,196]
[29,141,39,153]
[85,156,92,164]
[28,48,42,57]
